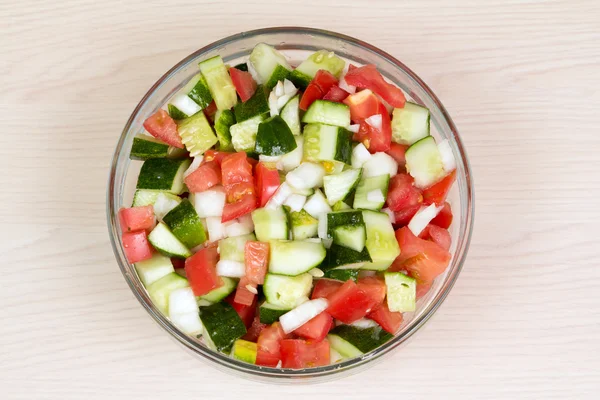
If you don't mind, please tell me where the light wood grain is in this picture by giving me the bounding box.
[1,0,599,398]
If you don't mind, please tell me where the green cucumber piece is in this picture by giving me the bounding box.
[233,62,248,72]
[322,268,359,282]
[200,277,237,303]
[132,190,182,207]
[327,210,365,232]
[199,302,247,352]
[259,301,291,324]
[405,136,445,188]
[302,100,350,127]
[198,55,237,110]
[280,95,301,135]
[288,209,319,240]
[295,50,346,79]
[230,113,267,152]
[328,325,393,355]
[391,102,430,145]
[268,240,326,276]
[136,158,191,194]
[177,111,218,157]
[264,64,291,90]
[162,199,207,248]
[251,207,288,242]
[288,69,312,90]
[332,225,366,253]
[320,243,372,271]
[255,115,297,156]
[263,273,313,309]
[130,134,169,160]
[214,109,236,152]
[327,332,363,358]
[353,174,390,211]
[218,233,256,263]
[248,43,292,84]
[361,210,400,270]
[168,104,189,120]
[323,168,362,205]
[146,272,189,314]
[231,339,258,364]
[148,222,192,259]
[234,86,270,123]
[385,272,416,312]
[332,200,351,211]
[303,123,352,164]
[186,73,214,109]
[134,253,175,287]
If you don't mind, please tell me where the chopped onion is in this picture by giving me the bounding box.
[322,238,333,249]
[274,80,284,97]
[169,287,203,335]
[365,114,383,131]
[183,156,204,178]
[276,93,292,109]
[193,186,226,217]
[317,214,328,239]
[283,79,297,95]
[381,208,396,224]
[362,153,398,178]
[304,189,332,218]
[284,193,307,212]
[280,137,303,172]
[216,260,246,278]
[280,298,329,333]
[338,63,356,94]
[366,189,385,203]
[308,268,324,278]
[259,154,283,163]
[351,143,372,168]
[347,124,360,134]
[408,203,443,236]
[224,214,254,237]
[438,139,457,172]
[268,91,279,116]
[154,193,181,220]
[286,162,326,189]
[266,182,293,209]
[171,94,202,118]
[205,216,227,242]
[349,318,379,329]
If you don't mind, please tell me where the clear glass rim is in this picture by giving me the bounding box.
[106,26,474,381]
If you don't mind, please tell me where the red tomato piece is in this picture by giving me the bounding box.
[419,224,452,251]
[256,322,287,367]
[356,276,387,311]
[353,102,392,153]
[203,101,218,123]
[368,301,403,334]
[233,276,257,307]
[222,192,257,223]
[171,257,185,270]
[184,160,221,193]
[221,152,253,187]
[227,289,257,327]
[343,89,380,121]
[280,339,330,369]
[299,70,339,110]
[203,150,232,166]
[121,230,153,263]
[293,312,333,342]
[311,279,343,300]
[143,109,183,148]
[386,142,409,170]
[245,241,269,285]
[344,64,406,108]
[255,162,280,207]
[243,315,267,342]
[326,280,373,323]
[299,83,323,111]
[416,282,432,299]
[118,206,155,233]
[322,85,349,102]
[229,67,257,102]
[312,70,339,93]
[386,173,423,212]
[184,246,222,296]
[393,204,421,228]
[423,170,456,205]
[431,201,453,229]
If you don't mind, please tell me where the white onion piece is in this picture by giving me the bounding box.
[224,214,254,237]
[365,114,383,131]
[276,93,293,109]
[408,203,443,236]
[183,156,204,178]
[304,189,332,218]
[169,287,203,335]
[280,137,303,172]
[274,80,284,97]
[284,193,307,212]
[266,182,292,209]
[259,154,283,163]
[351,143,372,168]
[205,216,227,242]
[193,187,226,217]
[286,162,326,189]
[216,260,246,278]
[280,298,329,333]
[438,139,456,172]
[381,208,396,224]
[367,189,385,203]
[338,77,356,94]
[347,124,360,134]
[171,94,202,118]
[349,318,379,329]
[268,91,279,116]
[362,153,398,178]
[283,79,297,95]
[317,213,328,239]
[154,193,181,220]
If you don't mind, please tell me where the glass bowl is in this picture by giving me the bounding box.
[106,27,474,382]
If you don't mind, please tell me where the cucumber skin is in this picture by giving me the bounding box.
[264,64,291,90]
[288,69,312,90]
[259,303,290,324]
[233,63,248,72]
[353,174,390,211]
[335,128,353,165]
[162,199,207,248]
[188,74,213,109]
[323,269,359,282]
[327,211,365,237]
[200,277,237,303]
[199,302,247,353]
[168,104,188,120]
[136,158,187,193]
[320,243,372,271]
[255,115,297,156]
[214,109,236,152]
[329,325,393,354]
[130,136,169,160]
[234,86,270,122]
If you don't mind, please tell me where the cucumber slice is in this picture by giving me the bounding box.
[303,124,352,164]
[179,72,214,110]
[302,100,350,128]
[234,86,270,123]
[288,209,319,240]
[384,272,417,312]
[177,111,218,157]
[233,62,248,71]
[198,55,237,110]
[136,158,191,194]
[200,277,237,303]
[148,222,192,258]
[214,109,236,152]
[264,64,291,90]
[230,113,267,152]
[288,69,312,91]
[391,102,430,145]
[199,302,247,352]
[248,43,292,84]
[134,253,175,287]
[231,339,258,364]
[327,333,363,358]
[353,174,390,211]
[251,207,288,242]
[332,225,366,253]
[320,243,371,271]
[327,210,364,231]
[361,210,400,270]
[259,301,291,324]
[322,268,359,282]
[130,134,169,160]
[255,115,297,156]
[268,240,326,276]
[146,272,189,314]
[263,273,312,309]
[295,50,346,79]
[323,168,362,205]
[168,104,190,121]
[332,200,352,211]
[280,95,301,135]
[328,325,393,355]
[162,199,207,248]
[405,136,445,188]
[218,233,256,263]
[132,190,182,207]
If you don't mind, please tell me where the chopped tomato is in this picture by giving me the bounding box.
[233,276,257,307]
[393,204,421,228]
[322,85,349,102]
[431,202,453,229]
[386,173,423,212]
[118,206,155,233]
[122,230,153,263]
[203,101,218,123]
[222,192,257,222]
[225,181,255,203]
[326,280,373,323]
[344,64,406,108]
[203,149,232,166]
[422,170,456,205]
[228,289,257,327]
[143,109,183,148]
[312,70,339,93]
[311,279,343,300]
[293,312,333,342]
[221,152,253,186]
[416,282,432,299]
[170,257,185,269]
[391,227,451,284]
[184,246,222,296]
[255,162,280,207]
[419,224,452,251]
[256,322,287,367]
[221,152,257,222]
[353,102,392,153]
[299,70,338,111]
[243,315,267,342]
[280,339,330,369]
[229,67,257,102]
[356,276,386,311]
[245,241,269,285]
[343,89,380,121]
[386,142,409,170]
[299,84,323,111]
[184,160,221,192]
[368,301,403,334]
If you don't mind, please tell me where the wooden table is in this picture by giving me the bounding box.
[2,1,599,398]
